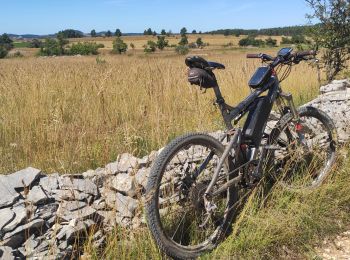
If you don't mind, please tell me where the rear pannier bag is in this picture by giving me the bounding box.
[248,66,272,89]
[188,68,218,88]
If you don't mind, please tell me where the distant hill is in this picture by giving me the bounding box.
[5,25,313,40]
[206,25,314,36]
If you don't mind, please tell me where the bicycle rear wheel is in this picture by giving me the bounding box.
[145,133,238,259]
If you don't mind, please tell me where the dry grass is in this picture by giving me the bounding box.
[0,46,320,174]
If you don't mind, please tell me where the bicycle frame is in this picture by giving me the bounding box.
[203,74,299,205]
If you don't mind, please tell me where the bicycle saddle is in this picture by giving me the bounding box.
[185,56,225,70]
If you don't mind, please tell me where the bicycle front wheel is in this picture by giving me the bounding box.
[145,133,239,259]
[268,106,337,189]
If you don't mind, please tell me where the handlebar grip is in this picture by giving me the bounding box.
[246,53,261,59]
[295,50,316,57]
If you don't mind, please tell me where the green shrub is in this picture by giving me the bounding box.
[265,37,277,47]
[68,42,101,55]
[281,35,310,45]
[239,36,265,47]
[144,40,157,53]
[175,45,189,55]
[196,37,204,48]
[29,39,43,48]
[112,37,128,54]
[156,36,168,50]
[38,38,65,56]
[0,46,8,58]
[178,35,188,46]
[0,33,13,58]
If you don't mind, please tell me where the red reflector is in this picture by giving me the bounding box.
[295,123,303,131]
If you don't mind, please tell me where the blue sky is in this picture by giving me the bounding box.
[1,0,313,35]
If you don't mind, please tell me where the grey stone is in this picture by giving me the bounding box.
[92,198,106,210]
[117,153,138,172]
[0,167,41,208]
[108,174,136,197]
[39,173,60,193]
[35,203,59,221]
[0,183,19,208]
[135,168,150,190]
[138,156,150,168]
[27,186,49,205]
[103,191,138,218]
[57,204,96,222]
[0,246,15,260]
[51,189,90,201]
[0,208,15,231]
[24,234,39,256]
[59,201,87,212]
[6,167,41,188]
[60,177,98,196]
[1,219,45,248]
[2,205,27,233]
[105,161,119,175]
[320,79,350,94]
[56,220,87,242]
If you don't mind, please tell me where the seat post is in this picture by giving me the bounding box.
[213,86,233,129]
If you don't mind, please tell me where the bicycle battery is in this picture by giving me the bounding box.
[242,95,273,147]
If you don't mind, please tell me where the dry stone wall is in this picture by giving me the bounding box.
[0,79,349,259]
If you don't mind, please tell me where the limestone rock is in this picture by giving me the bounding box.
[27,186,49,205]
[0,246,15,260]
[60,177,98,196]
[103,191,138,218]
[135,168,150,190]
[0,208,15,231]
[108,174,136,197]
[117,153,138,172]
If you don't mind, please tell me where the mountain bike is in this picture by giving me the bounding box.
[145,48,337,259]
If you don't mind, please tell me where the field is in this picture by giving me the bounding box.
[0,34,321,174]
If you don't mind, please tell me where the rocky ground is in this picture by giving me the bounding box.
[0,79,349,259]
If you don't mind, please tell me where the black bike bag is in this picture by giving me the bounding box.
[243,95,273,147]
[188,68,218,88]
[248,66,272,89]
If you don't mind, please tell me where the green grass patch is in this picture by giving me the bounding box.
[13,41,30,48]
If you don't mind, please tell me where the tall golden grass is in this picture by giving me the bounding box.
[0,48,320,174]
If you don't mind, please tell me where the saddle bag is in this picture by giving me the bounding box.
[188,68,218,89]
[243,95,273,146]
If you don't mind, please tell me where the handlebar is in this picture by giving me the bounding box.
[246,50,317,66]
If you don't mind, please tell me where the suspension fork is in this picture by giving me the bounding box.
[278,92,307,146]
[203,129,242,209]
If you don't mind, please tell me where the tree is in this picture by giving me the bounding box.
[29,39,43,48]
[161,29,166,35]
[265,37,277,47]
[57,29,83,38]
[306,0,350,81]
[112,37,128,54]
[105,30,112,37]
[196,37,204,48]
[156,36,168,50]
[130,43,135,50]
[167,30,173,37]
[39,38,65,56]
[115,29,122,37]
[224,29,230,36]
[0,33,14,58]
[192,30,197,34]
[152,31,157,36]
[179,34,188,46]
[68,42,102,55]
[144,28,153,35]
[180,27,187,36]
[144,40,157,53]
[91,29,97,37]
